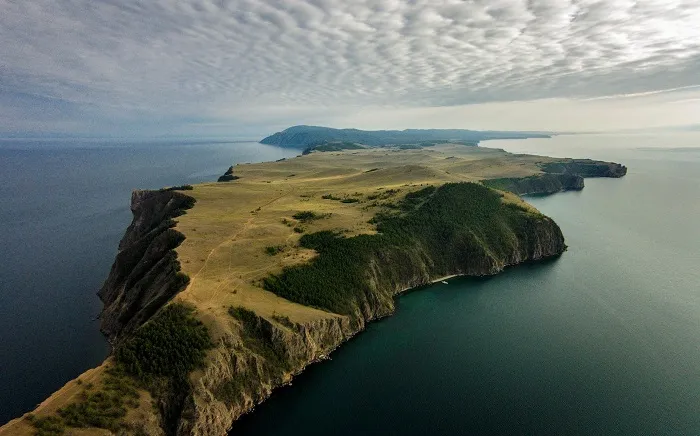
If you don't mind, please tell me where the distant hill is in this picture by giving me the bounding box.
[259,125,551,149]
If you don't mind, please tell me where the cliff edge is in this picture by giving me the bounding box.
[2,145,626,436]
[98,189,196,344]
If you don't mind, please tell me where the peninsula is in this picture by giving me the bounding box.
[259,125,551,150]
[0,135,626,436]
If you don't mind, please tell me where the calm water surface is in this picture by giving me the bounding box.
[232,133,700,435]
[0,140,296,424]
[1,134,698,433]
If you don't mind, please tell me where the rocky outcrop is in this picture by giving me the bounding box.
[540,159,627,178]
[96,184,567,436]
[483,158,627,195]
[98,189,195,344]
[182,315,354,436]
[179,193,566,436]
[217,167,240,182]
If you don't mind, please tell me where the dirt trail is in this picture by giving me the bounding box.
[187,190,293,304]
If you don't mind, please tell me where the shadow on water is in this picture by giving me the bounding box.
[231,256,563,435]
[231,139,700,436]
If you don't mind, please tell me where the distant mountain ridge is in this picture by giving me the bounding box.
[260,125,551,149]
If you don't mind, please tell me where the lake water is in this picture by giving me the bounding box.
[232,133,700,435]
[1,134,698,434]
[0,140,296,424]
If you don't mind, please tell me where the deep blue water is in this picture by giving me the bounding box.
[231,134,700,435]
[0,140,296,424]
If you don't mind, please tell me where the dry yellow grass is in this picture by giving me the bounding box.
[173,145,551,332]
[1,144,552,435]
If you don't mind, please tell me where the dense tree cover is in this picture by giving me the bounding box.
[115,303,213,381]
[264,183,548,315]
[482,176,540,192]
[540,160,626,177]
[482,174,584,195]
[292,211,327,222]
[302,141,364,155]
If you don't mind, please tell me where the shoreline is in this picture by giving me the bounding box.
[2,146,626,436]
[431,275,458,284]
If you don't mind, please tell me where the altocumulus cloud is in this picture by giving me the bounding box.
[1,0,699,135]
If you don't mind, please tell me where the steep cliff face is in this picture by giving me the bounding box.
[540,159,627,178]
[98,189,195,344]
[179,214,564,436]
[182,315,355,436]
[177,185,567,436]
[92,182,568,436]
[483,159,627,196]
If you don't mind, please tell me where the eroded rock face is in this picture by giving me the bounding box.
[96,186,567,436]
[540,159,628,178]
[183,315,355,436]
[98,189,195,344]
[483,158,628,195]
[179,211,566,436]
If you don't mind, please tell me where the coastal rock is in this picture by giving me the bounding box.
[540,159,627,178]
[217,166,240,182]
[178,192,566,436]
[182,315,354,436]
[483,158,628,195]
[0,145,629,436]
[98,189,195,344]
[483,173,585,195]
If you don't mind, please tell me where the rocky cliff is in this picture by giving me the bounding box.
[177,183,568,436]
[98,188,196,344]
[540,159,627,178]
[482,159,627,195]
[0,146,629,436]
[93,183,567,436]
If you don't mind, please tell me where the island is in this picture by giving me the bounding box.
[0,134,626,436]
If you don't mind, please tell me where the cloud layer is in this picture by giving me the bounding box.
[1,0,699,135]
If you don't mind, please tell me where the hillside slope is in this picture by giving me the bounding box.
[260,125,551,148]
[1,145,625,436]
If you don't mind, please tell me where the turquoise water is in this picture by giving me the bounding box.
[232,134,700,435]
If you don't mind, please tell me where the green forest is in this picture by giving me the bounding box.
[264,182,553,315]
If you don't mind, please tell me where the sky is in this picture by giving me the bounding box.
[1,0,700,138]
